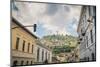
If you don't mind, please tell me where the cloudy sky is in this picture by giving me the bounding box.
[12,1,82,38]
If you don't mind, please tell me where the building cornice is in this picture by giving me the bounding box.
[12,17,38,39]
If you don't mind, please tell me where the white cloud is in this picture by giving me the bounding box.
[12,2,82,37]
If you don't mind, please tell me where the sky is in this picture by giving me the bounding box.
[12,1,82,38]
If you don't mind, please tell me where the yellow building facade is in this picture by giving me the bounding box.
[11,17,38,66]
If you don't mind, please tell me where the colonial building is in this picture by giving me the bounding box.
[77,6,96,62]
[11,17,52,66]
[11,17,38,66]
[35,40,52,64]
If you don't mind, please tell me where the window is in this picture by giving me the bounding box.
[45,51,47,60]
[26,61,29,65]
[37,47,40,61]
[81,29,83,33]
[31,61,32,65]
[22,40,25,51]
[27,43,30,53]
[94,16,96,30]
[48,53,50,61]
[88,7,92,16]
[90,30,93,43]
[12,1,19,11]
[85,57,89,62]
[32,45,34,53]
[91,53,96,61]
[13,60,18,66]
[93,7,96,31]
[42,49,44,61]
[21,60,24,65]
[16,37,20,50]
[93,6,96,16]
[86,36,88,47]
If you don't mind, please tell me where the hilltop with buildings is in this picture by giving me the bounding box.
[40,34,78,48]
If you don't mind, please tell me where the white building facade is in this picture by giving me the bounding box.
[34,40,52,64]
[77,6,96,62]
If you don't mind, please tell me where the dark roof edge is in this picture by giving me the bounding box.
[12,17,38,39]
